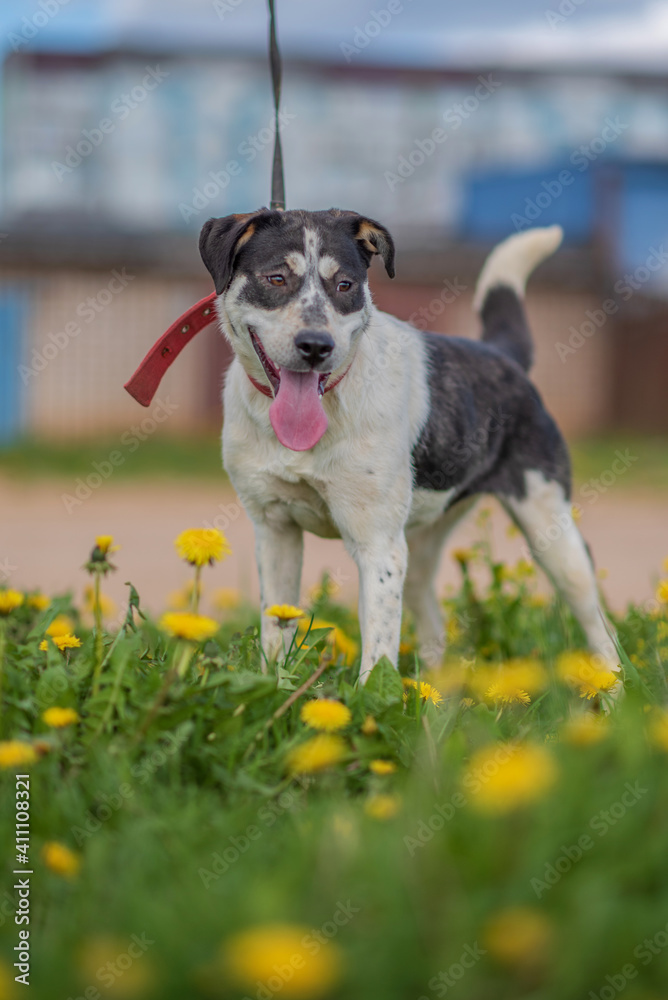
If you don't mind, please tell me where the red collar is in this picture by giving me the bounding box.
[124,292,217,407]
[124,291,351,406]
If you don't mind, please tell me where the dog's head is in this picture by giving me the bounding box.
[199,208,394,451]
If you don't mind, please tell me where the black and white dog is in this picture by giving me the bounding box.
[199,209,617,683]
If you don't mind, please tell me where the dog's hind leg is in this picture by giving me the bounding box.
[404,497,477,667]
[254,518,304,667]
[501,470,618,675]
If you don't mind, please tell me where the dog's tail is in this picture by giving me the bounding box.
[473,225,563,371]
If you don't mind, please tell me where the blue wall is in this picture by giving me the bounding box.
[0,291,27,443]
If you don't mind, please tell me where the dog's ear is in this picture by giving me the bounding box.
[199,210,271,294]
[353,215,396,279]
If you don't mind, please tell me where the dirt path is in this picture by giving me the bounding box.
[2,475,666,617]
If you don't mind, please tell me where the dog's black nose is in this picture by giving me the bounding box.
[294,330,334,366]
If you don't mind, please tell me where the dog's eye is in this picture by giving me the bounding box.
[267,275,285,287]
[337,280,352,292]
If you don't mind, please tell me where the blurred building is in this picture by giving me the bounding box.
[1,3,668,441]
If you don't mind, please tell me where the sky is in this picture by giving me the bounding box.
[1,0,668,73]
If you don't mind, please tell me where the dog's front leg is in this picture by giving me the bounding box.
[346,532,408,684]
[253,517,304,666]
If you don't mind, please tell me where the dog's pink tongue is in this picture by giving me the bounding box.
[269,369,328,451]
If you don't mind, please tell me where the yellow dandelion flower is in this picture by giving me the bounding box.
[211,587,241,611]
[40,633,82,652]
[42,707,80,728]
[460,697,475,709]
[0,590,24,615]
[369,759,396,775]
[556,651,619,700]
[483,906,553,970]
[27,593,50,612]
[46,615,76,638]
[453,548,474,566]
[225,924,342,998]
[464,742,558,813]
[472,658,547,707]
[485,684,531,706]
[402,677,443,707]
[656,579,668,604]
[300,699,352,732]
[329,627,359,665]
[0,741,38,769]
[83,586,116,618]
[364,793,401,820]
[266,604,305,624]
[561,714,609,746]
[361,715,378,735]
[446,616,460,642]
[77,937,156,995]
[399,637,416,655]
[597,568,609,581]
[648,709,668,752]
[300,619,359,664]
[428,659,471,697]
[159,611,219,642]
[95,535,118,556]
[175,528,230,567]
[42,842,80,879]
[287,734,346,775]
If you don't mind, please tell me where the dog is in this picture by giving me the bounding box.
[198,209,617,683]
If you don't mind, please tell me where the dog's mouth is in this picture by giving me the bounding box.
[249,328,330,452]
[249,328,329,397]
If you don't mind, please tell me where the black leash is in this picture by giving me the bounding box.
[267,0,285,211]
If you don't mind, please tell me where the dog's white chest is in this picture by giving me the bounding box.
[255,471,342,539]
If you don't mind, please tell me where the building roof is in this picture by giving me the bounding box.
[2,0,668,75]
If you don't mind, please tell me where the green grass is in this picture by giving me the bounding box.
[1,533,668,999]
[0,435,225,480]
[570,435,668,493]
[1,434,668,492]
